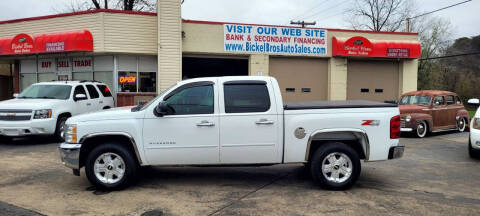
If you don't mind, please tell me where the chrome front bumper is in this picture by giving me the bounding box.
[59,143,81,170]
[388,145,405,159]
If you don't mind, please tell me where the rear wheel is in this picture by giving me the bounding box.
[310,142,361,190]
[458,117,467,132]
[54,116,68,141]
[416,121,428,138]
[85,143,138,190]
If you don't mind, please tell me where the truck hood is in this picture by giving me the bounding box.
[67,106,137,123]
[0,99,65,110]
[399,104,429,114]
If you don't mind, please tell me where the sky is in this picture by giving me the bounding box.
[0,0,478,39]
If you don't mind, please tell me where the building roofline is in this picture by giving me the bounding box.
[182,19,419,36]
[0,9,156,25]
[0,9,418,36]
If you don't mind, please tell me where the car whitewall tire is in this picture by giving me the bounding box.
[416,121,428,138]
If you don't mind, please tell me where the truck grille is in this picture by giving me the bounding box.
[0,110,32,121]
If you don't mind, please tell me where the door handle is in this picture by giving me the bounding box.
[255,118,274,125]
[196,120,215,127]
[99,101,104,104]
[86,103,92,106]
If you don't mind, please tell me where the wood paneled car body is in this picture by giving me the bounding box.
[399,90,469,138]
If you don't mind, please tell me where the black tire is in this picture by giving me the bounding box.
[85,143,138,190]
[54,116,68,142]
[469,139,480,159]
[415,121,428,138]
[0,136,12,144]
[310,142,361,190]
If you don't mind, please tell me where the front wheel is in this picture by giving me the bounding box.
[54,117,68,141]
[310,142,361,190]
[85,143,138,190]
[416,121,428,138]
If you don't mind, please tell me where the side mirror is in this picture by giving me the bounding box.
[74,93,87,102]
[468,98,480,105]
[13,93,18,98]
[154,101,170,117]
[434,101,440,106]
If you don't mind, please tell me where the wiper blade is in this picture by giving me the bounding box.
[38,96,57,99]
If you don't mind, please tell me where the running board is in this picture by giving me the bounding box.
[431,128,459,133]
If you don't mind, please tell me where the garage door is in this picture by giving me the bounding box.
[269,57,328,102]
[347,60,399,102]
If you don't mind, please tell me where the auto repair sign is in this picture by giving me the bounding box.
[224,24,327,55]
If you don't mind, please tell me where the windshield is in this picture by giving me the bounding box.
[18,85,72,100]
[399,95,431,106]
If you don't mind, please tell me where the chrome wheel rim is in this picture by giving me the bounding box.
[321,152,353,183]
[417,122,426,137]
[458,118,466,131]
[94,153,125,184]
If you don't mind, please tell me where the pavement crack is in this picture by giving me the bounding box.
[206,172,291,216]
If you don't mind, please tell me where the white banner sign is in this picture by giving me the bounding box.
[224,24,327,55]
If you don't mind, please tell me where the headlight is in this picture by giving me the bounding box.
[405,115,412,122]
[472,118,480,130]
[64,124,77,143]
[33,109,52,119]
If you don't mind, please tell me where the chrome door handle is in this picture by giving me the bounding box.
[255,118,274,125]
[197,120,215,127]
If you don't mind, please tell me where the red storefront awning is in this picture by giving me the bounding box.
[0,30,93,55]
[332,36,421,59]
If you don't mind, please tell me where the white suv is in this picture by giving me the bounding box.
[0,81,114,142]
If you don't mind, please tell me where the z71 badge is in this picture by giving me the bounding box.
[362,120,380,126]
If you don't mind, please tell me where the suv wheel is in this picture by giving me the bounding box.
[85,143,138,190]
[310,142,361,190]
[0,136,12,144]
[416,121,428,138]
[55,116,68,141]
[458,117,467,132]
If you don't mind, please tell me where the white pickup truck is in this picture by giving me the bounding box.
[59,76,404,190]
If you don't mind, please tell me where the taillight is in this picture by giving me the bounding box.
[390,115,401,139]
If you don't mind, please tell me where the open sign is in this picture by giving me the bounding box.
[119,76,136,84]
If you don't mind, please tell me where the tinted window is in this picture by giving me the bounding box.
[446,95,455,105]
[224,84,270,113]
[96,85,113,97]
[73,85,88,99]
[86,85,100,99]
[164,85,214,115]
[433,96,445,106]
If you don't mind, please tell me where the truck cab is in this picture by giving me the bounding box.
[60,76,403,190]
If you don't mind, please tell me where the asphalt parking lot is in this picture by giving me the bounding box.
[0,132,479,216]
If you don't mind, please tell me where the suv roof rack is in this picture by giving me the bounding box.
[79,80,100,83]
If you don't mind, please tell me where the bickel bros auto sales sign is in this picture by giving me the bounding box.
[224,24,327,56]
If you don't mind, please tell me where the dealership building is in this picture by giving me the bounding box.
[0,0,421,106]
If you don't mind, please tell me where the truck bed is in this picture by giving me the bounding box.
[284,100,397,110]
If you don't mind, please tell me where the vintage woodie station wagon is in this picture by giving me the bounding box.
[399,90,469,138]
